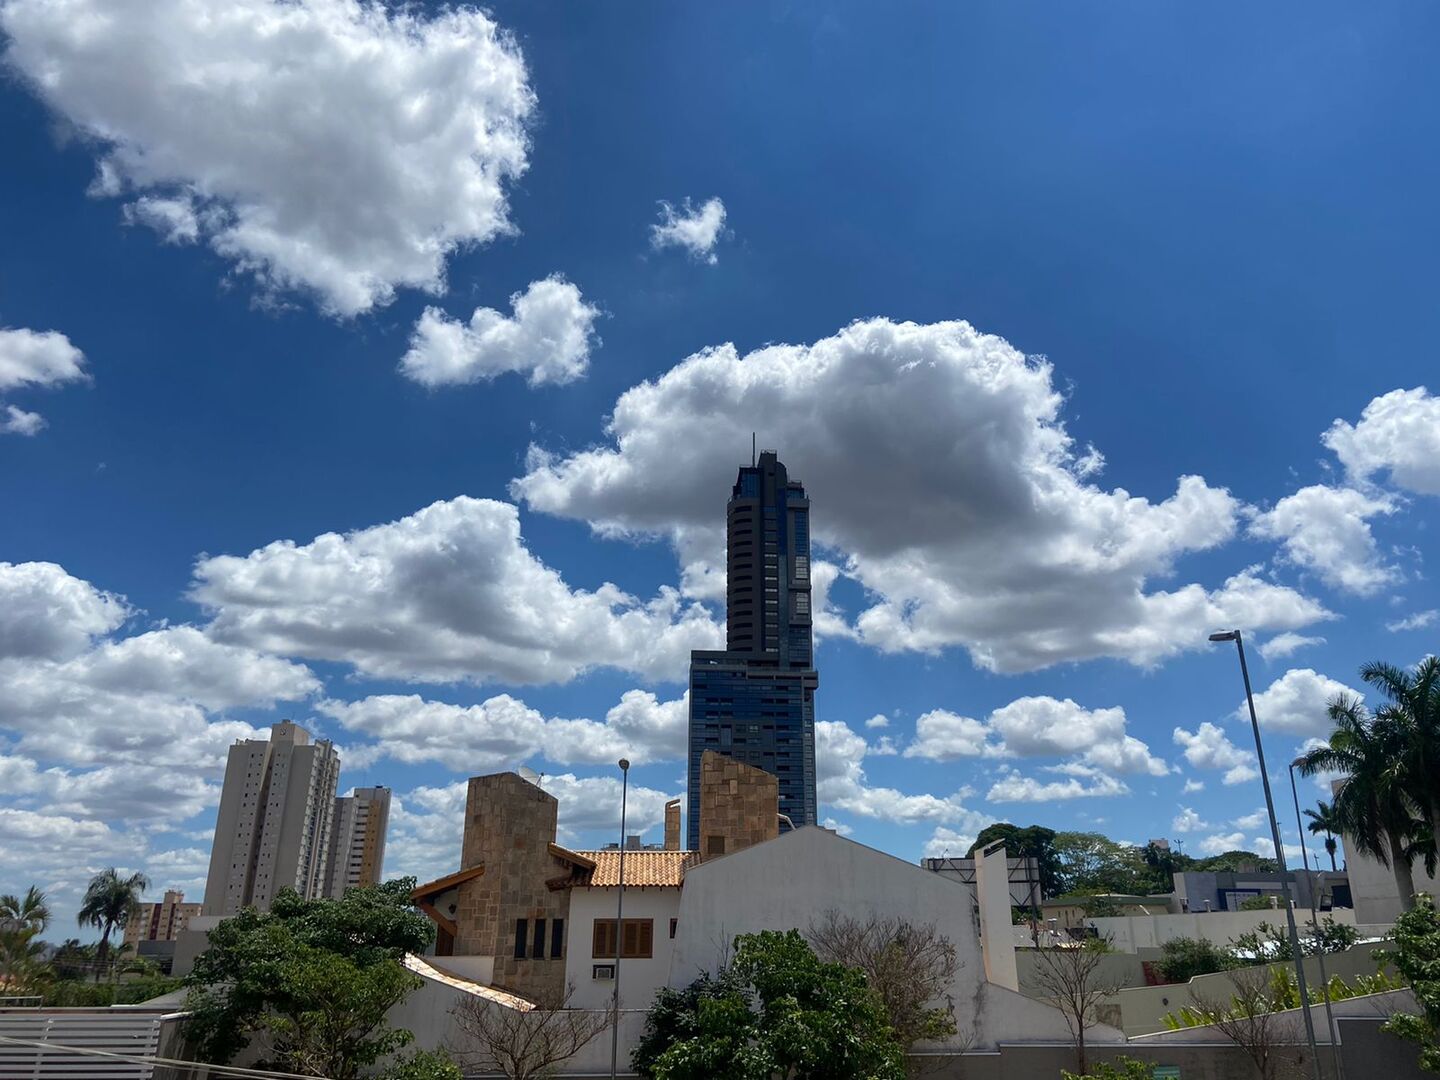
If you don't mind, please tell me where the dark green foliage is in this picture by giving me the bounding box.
[376,1050,463,1080]
[1155,937,1236,984]
[1376,893,1440,1071]
[968,823,1062,897]
[1062,1055,1155,1080]
[1237,895,1277,912]
[184,878,433,1075]
[1189,850,1279,874]
[43,976,182,1006]
[632,929,906,1080]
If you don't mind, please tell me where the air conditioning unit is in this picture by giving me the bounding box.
[592,964,616,980]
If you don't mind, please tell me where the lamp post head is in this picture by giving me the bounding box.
[618,758,630,772]
[1209,630,1240,642]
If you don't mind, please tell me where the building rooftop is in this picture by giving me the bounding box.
[569,849,699,887]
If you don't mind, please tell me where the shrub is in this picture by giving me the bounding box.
[1155,937,1234,983]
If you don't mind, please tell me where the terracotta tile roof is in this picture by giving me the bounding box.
[571,849,699,887]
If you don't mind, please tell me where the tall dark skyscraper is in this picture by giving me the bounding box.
[687,451,818,850]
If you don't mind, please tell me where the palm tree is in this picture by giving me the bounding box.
[0,886,51,936]
[1298,695,1426,910]
[77,869,149,982]
[1304,800,1343,872]
[1359,657,1440,871]
[0,886,52,990]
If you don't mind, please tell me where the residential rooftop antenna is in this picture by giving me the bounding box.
[751,431,756,467]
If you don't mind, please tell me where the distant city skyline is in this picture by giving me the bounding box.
[1,1,1438,933]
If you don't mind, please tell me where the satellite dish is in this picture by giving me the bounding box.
[518,765,543,787]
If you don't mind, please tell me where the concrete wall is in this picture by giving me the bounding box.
[565,886,682,1011]
[1088,906,1358,953]
[1345,834,1440,924]
[1112,942,1390,1036]
[668,827,1101,1050]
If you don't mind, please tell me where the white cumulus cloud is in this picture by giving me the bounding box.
[986,767,1129,803]
[192,496,722,685]
[1324,386,1440,496]
[0,405,46,436]
[513,318,1330,674]
[1239,668,1360,738]
[2,0,533,316]
[400,276,601,388]
[0,327,88,391]
[1172,722,1259,785]
[650,197,726,263]
[1258,632,1326,661]
[317,688,687,771]
[1249,485,1398,595]
[818,720,986,826]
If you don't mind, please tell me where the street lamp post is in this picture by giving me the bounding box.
[1289,758,1345,1080]
[1209,630,1323,1080]
[610,758,630,1080]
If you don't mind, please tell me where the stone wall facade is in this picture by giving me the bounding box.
[696,750,779,858]
[453,773,571,1000]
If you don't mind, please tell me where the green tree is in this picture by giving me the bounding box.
[0,885,53,993]
[77,868,149,981]
[1191,850,1278,873]
[1361,658,1440,850]
[1298,694,1428,910]
[633,929,906,1080]
[968,823,1062,898]
[1375,892,1440,1072]
[1154,937,1236,983]
[1053,832,1152,895]
[1304,800,1343,872]
[184,878,433,1075]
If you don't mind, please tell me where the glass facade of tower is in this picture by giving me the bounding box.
[687,451,818,849]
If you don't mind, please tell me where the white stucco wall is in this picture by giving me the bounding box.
[565,886,683,1011]
[668,827,1105,1049]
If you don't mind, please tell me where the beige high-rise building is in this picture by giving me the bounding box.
[202,720,341,916]
[122,889,202,948]
[324,786,391,898]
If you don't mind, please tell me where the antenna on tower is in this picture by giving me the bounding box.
[751,432,756,467]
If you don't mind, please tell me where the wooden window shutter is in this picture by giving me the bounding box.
[592,919,615,958]
[638,919,653,958]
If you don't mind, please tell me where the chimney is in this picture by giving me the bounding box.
[664,799,682,850]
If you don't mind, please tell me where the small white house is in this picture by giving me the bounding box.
[561,849,694,1010]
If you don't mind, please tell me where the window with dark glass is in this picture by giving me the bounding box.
[533,918,547,959]
[513,918,527,959]
[551,918,564,958]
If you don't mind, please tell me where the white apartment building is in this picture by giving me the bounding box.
[202,721,341,916]
[325,786,392,899]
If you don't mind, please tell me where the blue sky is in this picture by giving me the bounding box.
[2,0,1438,927]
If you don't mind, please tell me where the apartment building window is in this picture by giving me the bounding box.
[669,918,678,939]
[592,918,654,959]
[550,918,565,959]
[532,918,547,960]
[514,918,527,959]
[706,834,726,856]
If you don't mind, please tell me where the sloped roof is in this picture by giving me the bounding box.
[411,863,485,901]
[570,849,699,887]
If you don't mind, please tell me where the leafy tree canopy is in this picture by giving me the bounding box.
[1376,892,1440,1072]
[633,929,906,1080]
[185,878,433,1075]
[967,823,1062,898]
